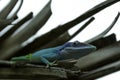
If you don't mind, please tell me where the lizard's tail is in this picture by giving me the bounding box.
[11,54,32,62]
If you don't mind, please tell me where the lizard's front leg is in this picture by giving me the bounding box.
[39,56,57,68]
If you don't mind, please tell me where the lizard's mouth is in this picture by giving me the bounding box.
[64,44,96,53]
[72,42,96,50]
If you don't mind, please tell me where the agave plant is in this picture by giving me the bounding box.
[0,0,120,80]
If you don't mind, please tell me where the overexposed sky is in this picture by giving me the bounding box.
[17,0,120,42]
[0,0,120,41]
[0,0,120,80]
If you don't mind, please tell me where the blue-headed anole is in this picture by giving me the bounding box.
[11,41,96,67]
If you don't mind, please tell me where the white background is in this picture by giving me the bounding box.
[0,0,120,80]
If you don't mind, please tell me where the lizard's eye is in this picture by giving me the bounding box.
[73,41,78,46]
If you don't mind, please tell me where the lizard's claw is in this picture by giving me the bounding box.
[46,60,58,68]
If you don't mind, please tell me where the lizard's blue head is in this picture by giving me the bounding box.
[58,41,96,59]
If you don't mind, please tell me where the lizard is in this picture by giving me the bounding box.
[11,41,96,67]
